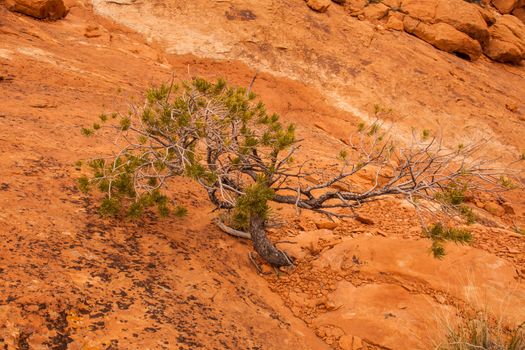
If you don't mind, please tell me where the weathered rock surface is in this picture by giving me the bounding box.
[513,0,525,24]
[314,282,456,349]
[513,6,525,24]
[5,0,67,19]
[386,13,404,31]
[383,0,401,7]
[402,0,490,46]
[402,15,419,33]
[479,7,497,26]
[492,0,518,14]
[484,201,506,216]
[314,236,525,325]
[315,220,339,230]
[394,0,495,59]
[484,14,525,63]
[399,0,437,22]
[308,0,525,64]
[362,3,389,20]
[403,19,482,60]
[435,0,490,45]
[306,0,331,12]
[277,229,341,260]
[338,334,364,350]
[346,0,367,12]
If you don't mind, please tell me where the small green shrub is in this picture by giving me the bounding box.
[422,129,431,141]
[77,175,90,193]
[431,240,446,259]
[435,183,478,224]
[436,183,467,206]
[80,127,94,137]
[429,222,472,243]
[427,222,472,258]
[338,149,348,160]
[500,176,517,190]
[232,180,274,230]
[99,196,120,217]
[459,205,477,225]
[173,205,188,218]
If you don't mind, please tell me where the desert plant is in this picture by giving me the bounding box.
[436,183,468,206]
[428,222,472,258]
[79,77,517,267]
[437,312,525,350]
[435,183,478,225]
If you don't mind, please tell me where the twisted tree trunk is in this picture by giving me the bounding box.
[249,213,293,267]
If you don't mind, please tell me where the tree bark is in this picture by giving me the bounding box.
[249,213,293,267]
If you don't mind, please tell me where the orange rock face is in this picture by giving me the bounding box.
[362,2,390,20]
[386,14,404,31]
[5,0,67,19]
[402,0,489,45]
[484,201,506,216]
[514,6,525,24]
[306,0,331,12]
[492,0,518,13]
[484,14,525,63]
[404,19,482,60]
[307,0,525,63]
[346,0,367,12]
[435,0,490,45]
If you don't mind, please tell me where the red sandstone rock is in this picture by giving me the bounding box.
[492,0,518,14]
[404,19,482,60]
[484,15,525,63]
[306,0,331,12]
[5,0,67,19]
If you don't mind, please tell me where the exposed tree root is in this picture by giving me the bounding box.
[212,217,251,239]
[212,216,294,267]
